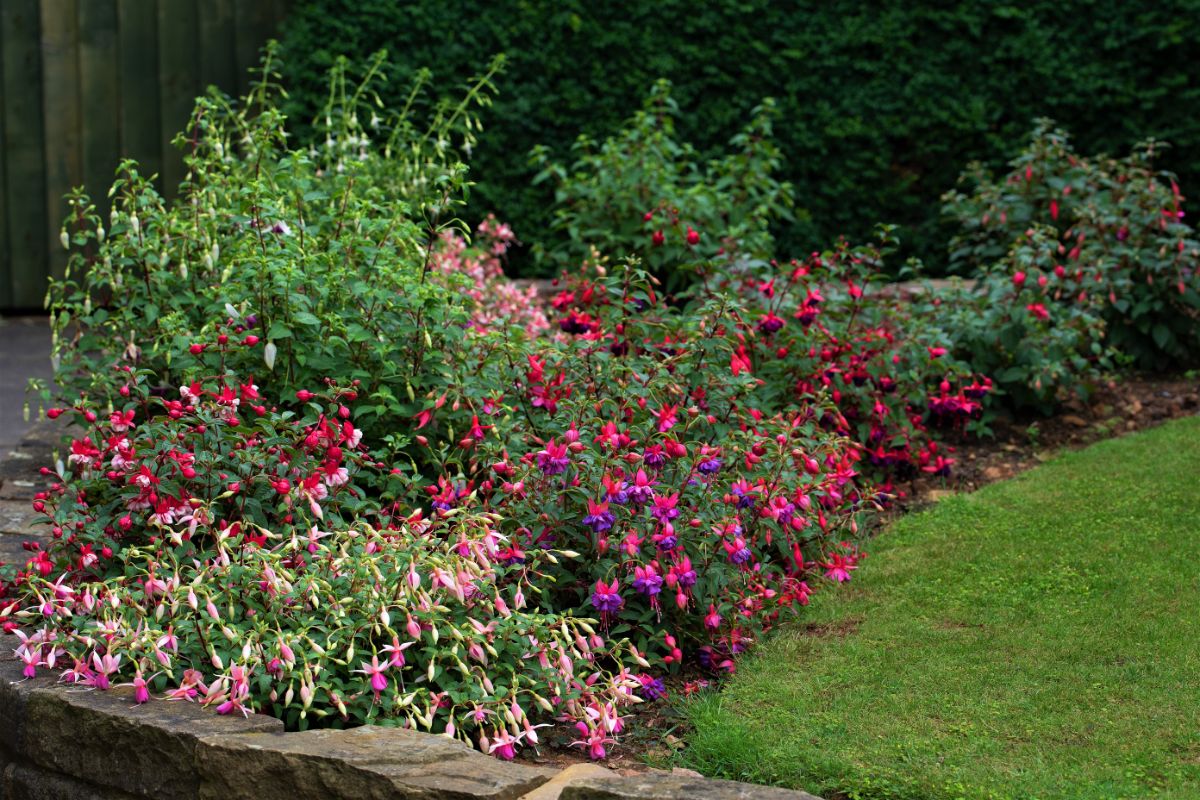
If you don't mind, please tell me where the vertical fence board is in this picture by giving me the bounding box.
[40,0,82,283]
[157,0,198,197]
[0,25,11,308]
[199,0,236,96]
[0,0,286,310]
[117,0,162,191]
[79,0,120,230]
[234,0,277,99]
[3,0,47,309]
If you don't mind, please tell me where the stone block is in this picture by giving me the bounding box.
[5,763,140,800]
[20,682,281,800]
[557,771,823,800]
[195,725,555,800]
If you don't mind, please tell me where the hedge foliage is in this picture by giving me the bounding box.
[277,0,1200,274]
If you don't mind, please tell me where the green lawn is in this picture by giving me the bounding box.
[682,417,1200,800]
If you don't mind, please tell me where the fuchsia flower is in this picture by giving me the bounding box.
[1026,302,1050,321]
[355,655,390,702]
[590,579,624,615]
[536,440,570,475]
[582,499,614,533]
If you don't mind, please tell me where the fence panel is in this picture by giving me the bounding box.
[0,0,287,310]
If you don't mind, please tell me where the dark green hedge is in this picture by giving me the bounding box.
[277,0,1200,275]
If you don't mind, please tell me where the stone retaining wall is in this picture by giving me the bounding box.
[0,646,819,800]
[0,421,820,799]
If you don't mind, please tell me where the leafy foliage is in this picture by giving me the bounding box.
[944,121,1200,374]
[531,81,792,291]
[277,0,1200,273]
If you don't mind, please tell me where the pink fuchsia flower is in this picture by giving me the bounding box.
[572,722,617,760]
[381,636,413,669]
[354,655,389,702]
[1026,302,1050,321]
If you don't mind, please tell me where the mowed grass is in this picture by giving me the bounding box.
[682,417,1200,800]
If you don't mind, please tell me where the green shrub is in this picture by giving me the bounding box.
[943,121,1200,382]
[48,48,505,459]
[531,81,792,292]
[277,0,1200,273]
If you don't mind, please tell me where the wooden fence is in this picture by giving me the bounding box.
[0,0,289,311]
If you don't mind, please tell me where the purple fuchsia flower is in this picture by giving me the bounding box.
[602,473,630,504]
[653,524,678,551]
[696,446,723,475]
[536,439,570,475]
[627,469,656,504]
[730,479,757,509]
[757,312,785,334]
[649,492,680,524]
[642,444,666,469]
[582,499,615,533]
[638,674,668,700]
[671,556,698,589]
[724,536,753,565]
[632,564,663,597]
[591,579,624,615]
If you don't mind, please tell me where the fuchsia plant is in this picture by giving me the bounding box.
[406,263,874,672]
[1,373,642,758]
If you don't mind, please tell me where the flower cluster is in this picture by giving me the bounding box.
[430,215,549,337]
[1,374,641,759]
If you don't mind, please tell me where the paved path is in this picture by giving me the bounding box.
[0,315,54,455]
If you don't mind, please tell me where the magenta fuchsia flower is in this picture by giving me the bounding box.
[536,440,570,475]
[354,655,390,702]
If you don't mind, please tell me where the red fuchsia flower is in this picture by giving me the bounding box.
[536,439,570,475]
[651,230,665,246]
[1013,270,1027,289]
[1026,303,1051,321]
[730,345,753,376]
[927,346,948,359]
[593,421,632,450]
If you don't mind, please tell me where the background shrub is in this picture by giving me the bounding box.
[944,121,1200,374]
[277,0,1200,274]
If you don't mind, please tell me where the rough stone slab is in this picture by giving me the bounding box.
[19,677,282,800]
[0,647,59,754]
[558,772,822,800]
[0,501,41,538]
[196,725,555,800]
[520,764,612,800]
[3,763,140,800]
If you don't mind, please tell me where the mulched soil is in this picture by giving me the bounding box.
[897,373,1200,510]
[519,372,1200,772]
